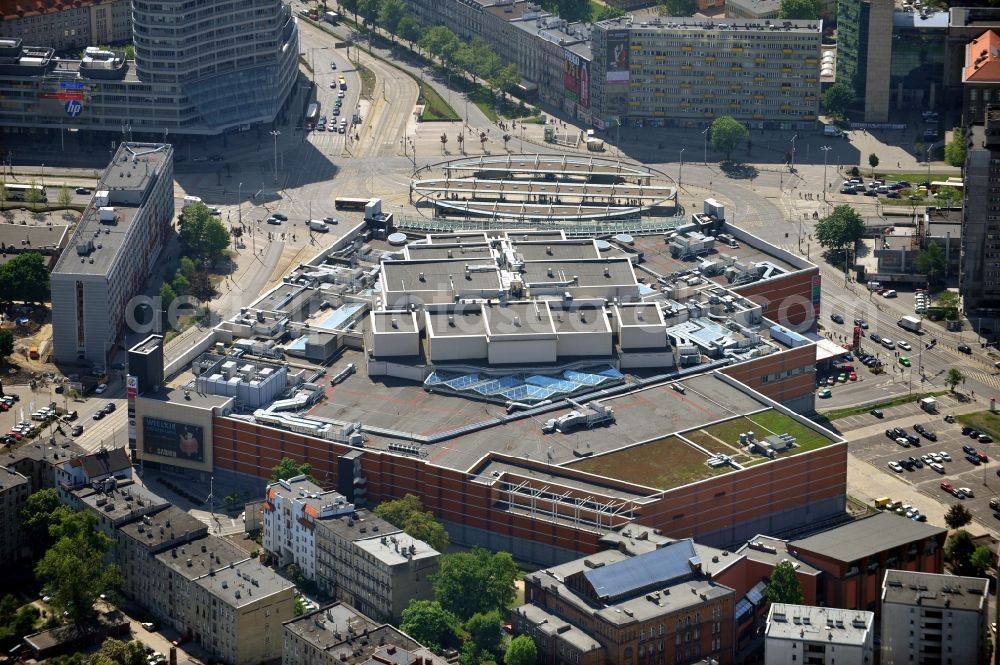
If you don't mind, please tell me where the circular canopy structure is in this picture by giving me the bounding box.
[411,154,677,222]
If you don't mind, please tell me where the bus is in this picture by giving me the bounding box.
[305,102,320,128]
[4,184,47,202]
[338,77,347,91]
[335,197,371,211]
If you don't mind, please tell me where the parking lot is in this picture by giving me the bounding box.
[849,408,1000,528]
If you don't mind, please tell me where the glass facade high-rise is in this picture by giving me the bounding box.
[0,0,299,136]
[836,0,870,102]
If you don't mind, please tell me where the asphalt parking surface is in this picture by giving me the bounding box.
[849,413,1000,527]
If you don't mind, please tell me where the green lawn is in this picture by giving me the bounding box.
[956,411,1000,440]
[569,435,732,489]
[821,391,948,421]
[419,82,461,122]
[702,411,834,456]
[872,171,955,182]
[357,62,376,101]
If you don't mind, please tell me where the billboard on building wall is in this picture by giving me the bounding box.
[605,29,630,89]
[563,50,589,109]
[143,416,204,463]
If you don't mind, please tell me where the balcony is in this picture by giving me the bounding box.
[705,55,716,62]
[704,74,715,81]
[731,47,743,53]
[782,67,793,74]
[754,57,766,64]
[731,65,742,72]
[754,75,766,82]
[681,46,692,52]
[801,114,816,120]
[680,64,693,72]
[753,112,765,119]
[703,111,715,118]
[783,48,793,55]
[805,77,818,83]
[805,57,818,64]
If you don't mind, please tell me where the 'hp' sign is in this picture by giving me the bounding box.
[65,100,83,117]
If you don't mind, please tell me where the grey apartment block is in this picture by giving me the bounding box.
[51,143,174,368]
[0,0,298,136]
[962,110,1000,312]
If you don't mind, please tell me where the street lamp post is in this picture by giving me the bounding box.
[820,145,832,201]
[237,181,243,232]
[678,148,685,189]
[269,130,281,182]
[790,134,798,171]
[702,126,710,164]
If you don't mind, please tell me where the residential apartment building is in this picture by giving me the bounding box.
[946,8,1000,106]
[263,477,439,623]
[589,16,822,131]
[963,31,1000,130]
[534,19,593,124]
[516,538,736,665]
[880,570,988,665]
[192,559,296,665]
[283,602,445,665]
[963,107,1000,312]
[0,0,298,137]
[0,466,30,565]
[54,446,132,497]
[115,506,208,603]
[764,604,874,665]
[836,0,893,122]
[725,0,781,20]
[263,475,355,582]
[50,143,173,368]
[0,0,132,50]
[65,480,169,541]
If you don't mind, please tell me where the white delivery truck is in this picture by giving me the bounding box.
[919,397,938,413]
[897,316,922,333]
[182,195,202,208]
[307,219,330,232]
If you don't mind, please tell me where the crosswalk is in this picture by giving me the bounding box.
[960,370,1000,394]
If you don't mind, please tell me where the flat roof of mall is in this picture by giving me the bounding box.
[298,357,807,475]
[633,234,798,283]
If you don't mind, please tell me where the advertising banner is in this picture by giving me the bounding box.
[605,29,630,89]
[564,51,581,103]
[126,376,137,447]
[143,416,204,463]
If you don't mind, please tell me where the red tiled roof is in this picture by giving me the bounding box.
[262,501,275,512]
[304,504,319,518]
[2,0,99,21]
[965,31,1000,83]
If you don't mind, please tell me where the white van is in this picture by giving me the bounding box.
[182,195,202,208]
[823,125,841,137]
[307,220,330,233]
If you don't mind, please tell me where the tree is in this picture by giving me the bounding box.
[158,283,177,311]
[915,243,947,287]
[946,368,964,392]
[595,5,626,20]
[397,14,422,46]
[936,186,962,208]
[823,83,854,119]
[171,272,189,297]
[0,330,13,364]
[358,0,380,29]
[58,185,73,208]
[294,597,306,616]
[0,600,40,651]
[187,271,217,302]
[24,179,43,211]
[778,0,821,19]
[554,0,591,22]
[405,511,450,552]
[379,0,406,38]
[35,511,120,626]
[400,600,461,653]
[177,203,230,261]
[270,457,315,483]
[658,0,697,16]
[434,548,518,621]
[945,530,976,576]
[87,638,146,665]
[505,636,537,665]
[945,127,967,168]
[21,488,70,555]
[764,560,804,605]
[814,204,866,254]
[490,64,520,98]
[179,256,197,279]
[868,153,879,175]
[466,611,504,658]
[945,503,972,529]
[375,494,424,527]
[341,0,359,22]
[971,545,993,577]
[710,116,749,161]
[0,252,51,302]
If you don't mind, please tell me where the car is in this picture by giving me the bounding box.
[899,356,911,367]
[104,402,116,414]
[929,461,945,473]
[93,411,105,421]
[826,377,835,386]
[885,429,897,440]
[959,487,974,497]
[849,372,857,381]
[939,451,951,462]
[896,437,910,448]
[319,115,327,124]
[870,409,884,418]
[818,388,832,398]
[330,61,337,69]
[967,454,982,465]
[267,216,283,224]
[209,154,224,162]
[94,383,107,394]
[914,513,928,521]
[920,454,932,464]
[958,344,972,354]
[954,488,967,499]
[882,290,898,298]
[897,341,912,351]
[980,434,993,443]
[962,426,973,435]
[886,191,901,198]
[870,333,883,344]
[863,189,878,196]
[71,425,83,436]
[906,434,920,446]
[7,432,22,440]
[941,481,954,493]
[892,427,907,439]
[991,498,1000,511]
[335,98,342,107]
[339,126,346,134]
[838,373,847,383]
[337,90,345,98]
[316,123,326,132]
[853,318,869,329]
[909,456,923,468]
[332,108,341,116]
[978,451,989,462]
[840,186,857,194]
[881,338,896,349]
[271,212,288,221]
[969,430,981,439]
[208,206,222,216]
[963,443,977,455]
[900,458,914,470]
[914,423,926,434]
[75,187,91,195]
[921,429,937,441]
[888,461,904,473]
[322,217,338,225]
